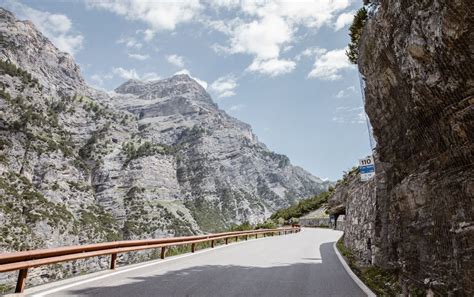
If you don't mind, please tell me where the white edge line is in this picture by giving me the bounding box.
[28,234,283,297]
[333,241,376,297]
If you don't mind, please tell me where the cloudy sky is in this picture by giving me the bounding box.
[2,0,372,180]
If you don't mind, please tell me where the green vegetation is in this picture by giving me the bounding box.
[228,221,254,231]
[122,141,177,166]
[335,166,359,187]
[67,180,92,192]
[270,190,333,221]
[228,219,278,231]
[185,199,227,232]
[78,205,121,242]
[346,7,368,64]
[177,125,206,142]
[0,284,14,295]
[261,150,290,168]
[0,59,40,88]
[336,237,401,296]
[0,171,75,250]
[0,87,12,102]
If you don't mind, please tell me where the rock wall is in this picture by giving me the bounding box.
[358,0,473,295]
[328,169,377,265]
[344,177,376,266]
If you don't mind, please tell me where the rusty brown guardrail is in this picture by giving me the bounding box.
[0,226,301,293]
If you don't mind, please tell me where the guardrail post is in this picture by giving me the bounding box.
[235,236,238,242]
[225,238,229,244]
[191,243,196,253]
[110,253,117,270]
[211,240,215,248]
[245,235,248,240]
[161,247,166,259]
[15,268,28,293]
[255,233,258,239]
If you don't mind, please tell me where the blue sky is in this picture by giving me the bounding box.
[2,0,371,181]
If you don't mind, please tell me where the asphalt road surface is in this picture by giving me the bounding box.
[27,228,367,297]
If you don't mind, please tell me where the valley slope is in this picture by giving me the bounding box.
[0,7,328,256]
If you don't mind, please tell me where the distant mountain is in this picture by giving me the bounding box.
[0,7,329,257]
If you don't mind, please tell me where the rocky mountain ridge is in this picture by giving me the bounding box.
[0,5,328,254]
[0,7,329,290]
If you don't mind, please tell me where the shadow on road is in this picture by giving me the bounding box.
[67,242,365,297]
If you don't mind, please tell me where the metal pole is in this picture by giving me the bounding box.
[110,253,117,269]
[15,268,28,293]
[161,247,166,259]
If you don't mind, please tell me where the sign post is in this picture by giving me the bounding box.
[359,155,375,181]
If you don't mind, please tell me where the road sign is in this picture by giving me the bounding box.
[359,156,375,181]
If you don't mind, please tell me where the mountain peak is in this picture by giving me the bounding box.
[170,73,193,81]
[114,75,214,105]
[0,8,85,96]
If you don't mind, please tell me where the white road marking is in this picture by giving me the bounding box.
[31,235,281,297]
[333,241,376,297]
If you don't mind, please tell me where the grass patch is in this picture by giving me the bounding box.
[270,190,333,221]
[336,237,400,296]
[0,284,14,295]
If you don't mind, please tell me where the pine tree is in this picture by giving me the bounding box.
[346,7,368,64]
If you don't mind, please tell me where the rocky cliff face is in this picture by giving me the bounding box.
[356,0,473,295]
[0,8,329,290]
[327,168,377,265]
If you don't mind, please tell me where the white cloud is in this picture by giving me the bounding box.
[86,0,202,36]
[308,48,354,80]
[128,53,150,61]
[91,74,104,86]
[218,15,295,76]
[111,67,160,81]
[335,90,348,98]
[208,0,351,77]
[207,0,241,10]
[174,69,208,89]
[117,37,142,49]
[166,54,185,68]
[225,15,293,60]
[334,11,355,31]
[332,106,365,124]
[112,67,140,80]
[228,104,246,112]
[335,85,356,98]
[4,0,83,55]
[142,72,160,81]
[209,75,238,98]
[247,58,296,76]
[88,73,114,90]
[142,29,155,42]
[51,35,84,55]
[295,46,327,61]
[240,0,351,28]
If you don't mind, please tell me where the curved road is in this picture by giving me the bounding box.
[26,228,367,297]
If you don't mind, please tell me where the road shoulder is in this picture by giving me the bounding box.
[333,241,376,297]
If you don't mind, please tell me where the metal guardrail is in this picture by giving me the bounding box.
[0,226,301,293]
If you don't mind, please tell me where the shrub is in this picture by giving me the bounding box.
[0,59,40,87]
[346,7,368,64]
[270,190,333,221]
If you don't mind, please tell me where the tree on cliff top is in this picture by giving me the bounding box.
[346,7,368,64]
